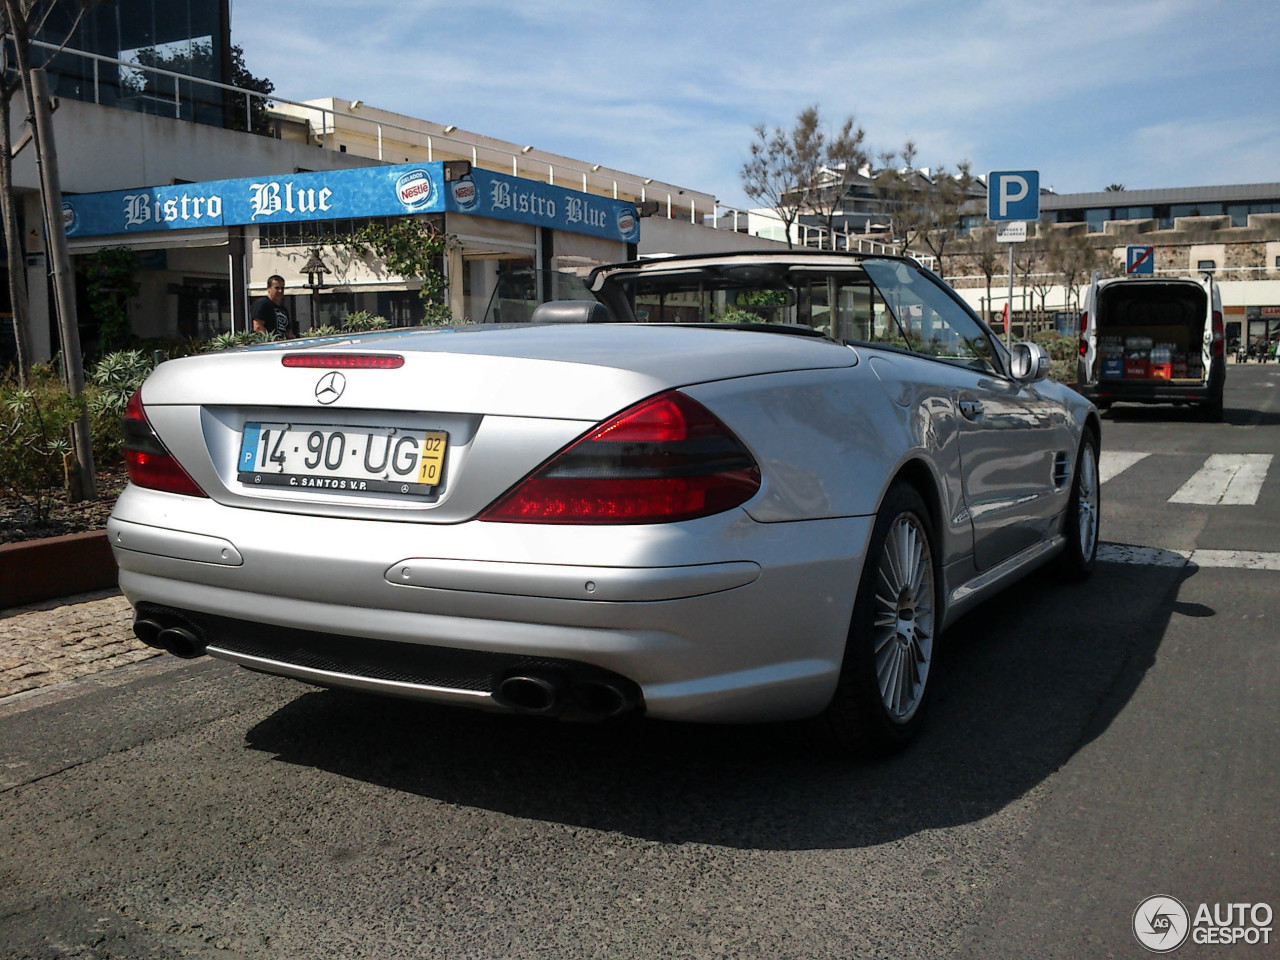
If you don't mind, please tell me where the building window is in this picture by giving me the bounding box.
[41,0,231,128]
[259,216,397,249]
[1172,203,1224,220]
[1197,260,1216,274]
[1114,206,1153,221]
[1085,208,1108,233]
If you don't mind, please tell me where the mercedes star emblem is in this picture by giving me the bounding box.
[315,371,346,404]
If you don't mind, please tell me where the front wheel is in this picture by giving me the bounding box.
[817,483,939,757]
[1056,432,1100,581]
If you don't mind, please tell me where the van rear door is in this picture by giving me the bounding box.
[1078,270,1101,385]
[1201,274,1224,383]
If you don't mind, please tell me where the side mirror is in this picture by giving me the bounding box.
[1010,342,1051,383]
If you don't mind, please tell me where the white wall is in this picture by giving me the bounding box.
[638,217,789,257]
[12,98,376,196]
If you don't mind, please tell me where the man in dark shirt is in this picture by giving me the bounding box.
[250,275,298,338]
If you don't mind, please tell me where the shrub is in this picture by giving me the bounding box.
[1029,330,1079,383]
[421,302,453,327]
[0,378,84,520]
[341,311,390,332]
[202,331,278,352]
[87,350,155,464]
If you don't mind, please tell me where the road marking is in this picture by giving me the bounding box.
[1169,454,1273,505]
[1099,451,1151,484]
[1191,550,1280,570]
[1097,543,1280,571]
[1097,544,1189,566]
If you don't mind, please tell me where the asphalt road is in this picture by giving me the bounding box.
[2,365,1277,960]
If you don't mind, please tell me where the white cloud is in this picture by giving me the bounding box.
[232,0,1280,205]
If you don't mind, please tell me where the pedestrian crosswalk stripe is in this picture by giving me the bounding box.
[1096,544,1188,566]
[1097,544,1280,571]
[1169,454,1273,505]
[1191,550,1280,570]
[1099,451,1151,484]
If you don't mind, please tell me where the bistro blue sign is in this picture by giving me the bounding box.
[63,161,641,244]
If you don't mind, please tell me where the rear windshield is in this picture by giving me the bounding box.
[1098,283,1207,329]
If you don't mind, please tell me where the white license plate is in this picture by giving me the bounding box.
[237,422,447,495]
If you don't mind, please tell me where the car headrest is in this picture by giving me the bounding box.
[529,300,613,324]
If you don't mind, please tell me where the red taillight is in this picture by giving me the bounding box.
[122,390,207,497]
[1211,310,1224,358]
[281,354,404,368]
[1080,311,1088,334]
[480,391,760,524]
[1079,340,1088,357]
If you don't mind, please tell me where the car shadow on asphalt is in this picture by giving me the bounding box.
[1101,405,1280,427]
[244,549,1197,851]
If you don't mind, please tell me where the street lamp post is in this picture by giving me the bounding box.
[300,248,330,331]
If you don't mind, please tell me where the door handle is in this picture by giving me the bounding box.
[959,399,984,421]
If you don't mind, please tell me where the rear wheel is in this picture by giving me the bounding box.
[817,483,939,757]
[1056,432,1100,581]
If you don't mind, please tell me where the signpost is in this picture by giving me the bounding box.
[995,221,1028,243]
[1126,245,1155,275]
[988,170,1040,348]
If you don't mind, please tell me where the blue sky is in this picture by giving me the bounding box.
[233,0,1280,208]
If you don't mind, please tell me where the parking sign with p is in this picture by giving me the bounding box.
[988,170,1040,222]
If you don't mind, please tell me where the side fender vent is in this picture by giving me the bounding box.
[1053,451,1070,488]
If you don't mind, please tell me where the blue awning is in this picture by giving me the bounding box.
[62,161,641,244]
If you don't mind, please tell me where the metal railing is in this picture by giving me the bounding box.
[947,265,1280,285]
[30,38,712,221]
[29,36,940,262]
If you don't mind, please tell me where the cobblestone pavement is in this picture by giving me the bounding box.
[0,590,159,699]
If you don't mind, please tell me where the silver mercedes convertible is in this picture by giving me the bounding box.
[110,251,1100,755]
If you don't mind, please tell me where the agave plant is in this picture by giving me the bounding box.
[341,311,391,332]
[202,331,278,352]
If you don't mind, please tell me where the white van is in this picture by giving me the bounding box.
[1077,273,1225,420]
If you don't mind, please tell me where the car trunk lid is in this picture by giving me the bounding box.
[137,324,855,523]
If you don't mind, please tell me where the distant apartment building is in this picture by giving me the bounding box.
[946,183,1280,343]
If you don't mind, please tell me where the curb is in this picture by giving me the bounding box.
[0,530,118,609]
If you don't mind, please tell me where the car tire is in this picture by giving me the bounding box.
[816,483,939,757]
[1055,432,1100,581]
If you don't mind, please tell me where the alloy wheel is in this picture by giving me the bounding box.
[1077,443,1099,560]
[870,513,935,723]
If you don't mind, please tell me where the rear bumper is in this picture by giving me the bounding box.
[1081,380,1209,404]
[1081,359,1224,405]
[110,485,873,723]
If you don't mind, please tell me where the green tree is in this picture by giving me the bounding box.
[971,227,1002,324]
[1052,231,1103,313]
[0,0,101,382]
[335,218,453,324]
[742,105,866,249]
[1026,218,1060,321]
[872,141,930,256]
[915,162,974,278]
[83,247,139,356]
